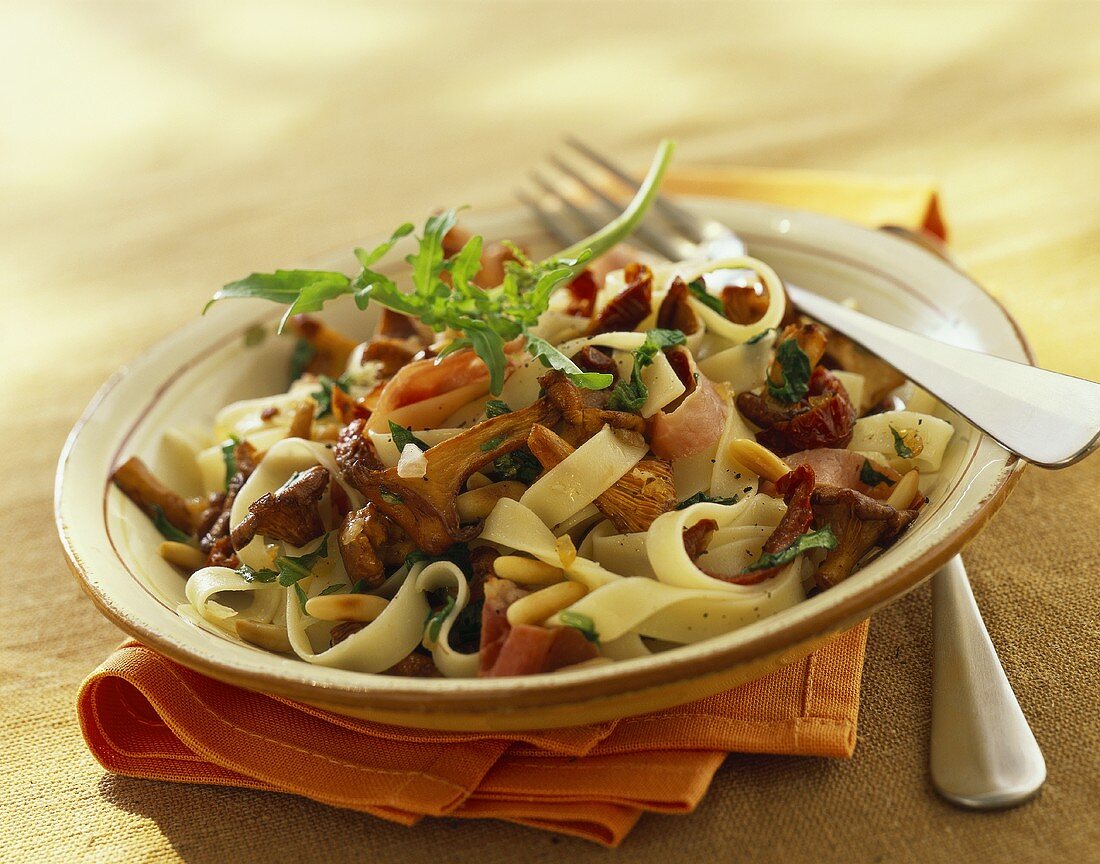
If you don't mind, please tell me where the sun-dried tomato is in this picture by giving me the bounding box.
[738,367,856,456]
[588,263,652,335]
[564,269,599,318]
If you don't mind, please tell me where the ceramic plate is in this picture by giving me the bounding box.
[56,198,1030,730]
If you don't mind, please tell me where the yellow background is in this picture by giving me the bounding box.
[3,2,1098,862]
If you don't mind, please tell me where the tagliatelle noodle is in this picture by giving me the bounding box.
[416,562,480,678]
[547,562,805,644]
[479,498,623,590]
[680,257,787,345]
[709,394,764,498]
[830,370,866,414]
[638,351,687,417]
[847,410,955,472]
[589,526,657,580]
[520,425,648,528]
[369,380,489,435]
[229,437,364,570]
[284,562,439,673]
[368,428,465,468]
[184,566,284,628]
[696,331,778,396]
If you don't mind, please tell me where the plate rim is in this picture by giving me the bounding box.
[55,197,1031,721]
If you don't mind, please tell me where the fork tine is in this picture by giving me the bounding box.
[565,136,731,243]
[530,171,605,234]
[514,188,574,248]
[545,156,695,260]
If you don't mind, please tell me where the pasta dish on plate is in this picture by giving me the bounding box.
[111,145,953,679]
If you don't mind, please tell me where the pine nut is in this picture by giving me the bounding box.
[886,469,921,510]
[494,555,564,586]
[466,472,493,490]
[725,438,791,482]
[236,620,293,653]
[304,593,389,622]
[158,541,206,571]
[456,480,526,521]
[506,580,588,627]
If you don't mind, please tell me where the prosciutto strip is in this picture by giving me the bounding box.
[650,374,729,460]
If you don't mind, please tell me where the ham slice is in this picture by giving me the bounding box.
[781,448,900,500]
[650,374,728,460]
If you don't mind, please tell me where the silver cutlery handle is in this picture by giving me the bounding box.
[785,283,1100,468]
[930,556,1046,808]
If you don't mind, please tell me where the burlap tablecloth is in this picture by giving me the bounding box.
[3,2,1099,862]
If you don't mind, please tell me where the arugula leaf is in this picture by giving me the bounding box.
[485,399,512,418]
[558,611,599,643]
[207,269,348,313]
[674,492,740,510]
[151,506,191,543]
[608,328,687,412]
[687,278,725,315]
[355,223,414,267]
[766,338,812,404]
[220,435,240,490]
[525,332,613,390]
[313,374,351,418]
[288,337,316,381]
[237,564,279,584]
[389,420,429,452]
[744,527,837,572]
[424,595,456,644]
[890,426,914,459]
[859,459,896,487]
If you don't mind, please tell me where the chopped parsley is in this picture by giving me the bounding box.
[746,327,776,345]
[744,527,837,572]
[319,583,347,596]
[687,278,725,315]
[484,399,512,418]
[859,459,896,487]
[151,505,191,543]
[379,488,404,506]
[607,328,687,413]
[559,611,599,642]
[272,536,330,587]
[766,338,812,404]
[480,436,506,452]
[389,420,429,452]
[675,492,740,510]
[288,337,316,381]
[890,426,914,458]
[491,448,542,484]
[220,435,241,489]
[425,595,456,644]
[293,582,309,612]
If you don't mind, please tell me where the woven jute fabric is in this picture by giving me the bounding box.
[4,2,1100,861]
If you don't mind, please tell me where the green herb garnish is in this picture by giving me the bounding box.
[389,420,429,452]
[525,332,614,391]
[243,324,267,347]
[237,564,279,584]
[350,578,370,594]
[687,278,724,315]
[559,611,599,643]
[425,595,456,644]
[479,436,506,452]
[766,338,812,404]
[607,328,687,412]
[859,459,896,487]
[204,142,676,395]
[746,327,776,345]
[890,426,914,458]
[404,549,431,570]
[319,583,347,596]
[288,337,316,381]
[675,492,740,510]
[273,536,330,587]
[484,399,512,418]
[380,488,404,505]
[491,448,542,484]
[293,582,309,612]
[744,527,837,572]
[151,506,191,543]
[313,374,352,418]
[220,435,240,489]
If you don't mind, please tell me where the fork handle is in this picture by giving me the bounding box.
[784,283,1100,468]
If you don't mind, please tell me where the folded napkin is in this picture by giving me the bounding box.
[78,169,944,847]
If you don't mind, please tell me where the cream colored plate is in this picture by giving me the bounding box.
[55,199,1030,730]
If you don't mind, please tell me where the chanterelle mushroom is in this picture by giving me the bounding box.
[526,424,675,533]
[111,457,194,534]
[231,465,330,549]
[811,485,917,589]
[337,502,414,589]
[339,398,561,555]
[538,370,645,446]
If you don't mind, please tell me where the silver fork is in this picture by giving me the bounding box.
[519,139,1052,809]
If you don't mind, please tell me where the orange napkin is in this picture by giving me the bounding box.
[77,169,944,847]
